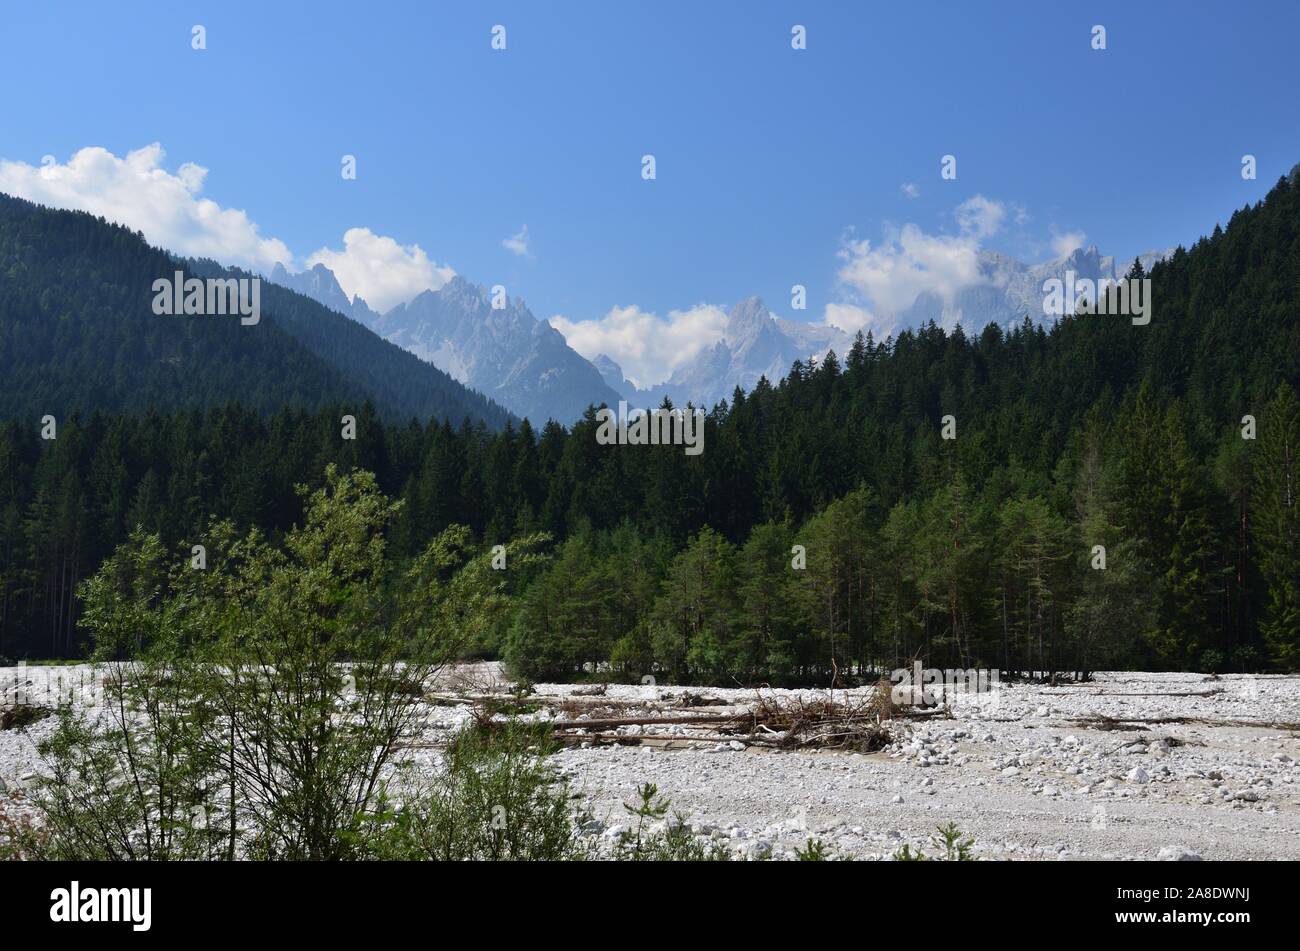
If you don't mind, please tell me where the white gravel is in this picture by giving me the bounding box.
[4,665,1299,860]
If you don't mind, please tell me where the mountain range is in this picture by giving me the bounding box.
[271,264,622,425]
[272,247,1172,418]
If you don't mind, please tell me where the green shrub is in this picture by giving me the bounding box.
[366,723,587,861]
[613,783,732,861]
[795,837,833,861]
[891,822,976,861]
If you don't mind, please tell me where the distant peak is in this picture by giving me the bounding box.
[438,274,489,307]
[730,295,767,318]
[1062,244,1101,266]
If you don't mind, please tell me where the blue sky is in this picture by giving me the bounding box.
[2,0,1298,383]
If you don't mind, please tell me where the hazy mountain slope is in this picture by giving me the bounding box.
[270,262,382,328]
[271,265,622,424]
[371,276,622,424]
[193,260,514,428]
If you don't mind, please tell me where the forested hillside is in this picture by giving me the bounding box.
[1,174,1298,680]
[0,194,513,427]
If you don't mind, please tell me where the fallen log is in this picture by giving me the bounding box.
[1071,714,1300,731]
[553,732,724,745]
[1096,689,1224,697]
[546,712,741,731]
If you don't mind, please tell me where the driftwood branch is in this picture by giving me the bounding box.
[545,713,741,731]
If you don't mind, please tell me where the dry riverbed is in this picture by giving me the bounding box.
[3,665,1299,860]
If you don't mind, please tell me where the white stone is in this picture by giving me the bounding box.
[1156,846,1203,861]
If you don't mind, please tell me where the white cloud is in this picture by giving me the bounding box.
[900,182,920,199]
[0,143,459,313]
[0,144,293,272]
[835,226,985,315]
[1051,229,1087,260]
[306,228,455,312]
[954,194,1006,239]
[552,303,728,388]
[830,195,1010,330]
[502,224,530,257]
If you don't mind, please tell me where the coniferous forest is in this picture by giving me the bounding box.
[2,172,1298,682]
